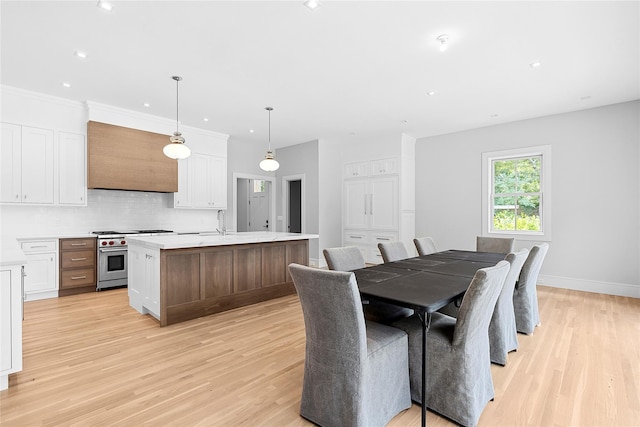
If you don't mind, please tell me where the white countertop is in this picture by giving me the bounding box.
[127,231,319,250]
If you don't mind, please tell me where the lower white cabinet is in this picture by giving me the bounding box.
[21,240,58,301]
[128,245,160,319]
[343,230,398,264]
[0,264,23,391]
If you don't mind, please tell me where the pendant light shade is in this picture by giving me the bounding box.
[163,76,191,160]
[259,107,279,171]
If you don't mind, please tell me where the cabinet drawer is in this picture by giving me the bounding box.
[21,240,57,252]
[60,238,96,251]
[61,249,95,268]
[344,231,368,243]
[60,268,95,289]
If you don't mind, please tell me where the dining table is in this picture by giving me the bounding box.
[352,250,506,427]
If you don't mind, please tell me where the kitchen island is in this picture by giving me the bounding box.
[127,232,318,326]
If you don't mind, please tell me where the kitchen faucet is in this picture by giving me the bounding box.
[216,210,226,236]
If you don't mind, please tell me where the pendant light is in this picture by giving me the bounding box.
[259,106,280,171]
[163,76,191,160]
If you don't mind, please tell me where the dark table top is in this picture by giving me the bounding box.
[352,250,506,314]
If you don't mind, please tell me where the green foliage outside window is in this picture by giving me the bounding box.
[492,156,541,231]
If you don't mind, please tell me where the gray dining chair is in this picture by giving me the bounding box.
[288,264,412,427]
[438,249,529,365]
[392,260,510,427]
[323,246,413,325]
[413,236,437,256]
[378,241,409,263]
[513,243,549,334]
[323,246,365,271]
[476,236,515,254]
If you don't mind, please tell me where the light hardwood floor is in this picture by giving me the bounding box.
[1,285,639,426]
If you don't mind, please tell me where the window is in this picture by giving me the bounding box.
[482,145,551,241]
[253,179,266,193]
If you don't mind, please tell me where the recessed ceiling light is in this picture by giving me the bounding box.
[62,82,71,88]
[490,114,499,118]
[97,1,112,11]
[74,50,87,59]
[401,120,408,124]
[203,118,209,122]
[580,96,592,101]
[303,0,321,11]
[427,91,436,96]
[143,103,150,107]
[436,34,449,52]
[529,61,542,68]
[249,129,254,133]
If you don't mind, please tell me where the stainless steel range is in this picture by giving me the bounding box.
[92,230,173,290]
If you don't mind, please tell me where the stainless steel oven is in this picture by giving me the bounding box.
[95,233,128,290]
[92,230,173,290]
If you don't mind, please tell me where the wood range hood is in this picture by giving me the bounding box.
[87,121,178,193]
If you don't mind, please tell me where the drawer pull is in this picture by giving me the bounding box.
[71,243,87,246]
[376,237,391,241]
[71,257,87,261]
[29,245,48,248]
[71,275,87,280]
[349,236,363,239]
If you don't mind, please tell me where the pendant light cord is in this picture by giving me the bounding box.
[268,108,271,150]
[175,78,180,133]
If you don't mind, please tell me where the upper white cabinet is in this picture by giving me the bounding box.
[344,161,368,178]
[58,132,86,205]
[1,123,86,206]
[1,123,54,204]
[175,153,227,210]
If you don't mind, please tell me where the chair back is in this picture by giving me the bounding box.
[518,243,549,290]
[501,249,529,303]
[288,264,367,365]
[413,236,437,256]
[453,260,510,346]
[476,236,515,254]
[378,241,409,263]
[323,246,366,271]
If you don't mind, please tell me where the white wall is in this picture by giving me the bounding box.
[415,101,640,297]
[318,138,344,268]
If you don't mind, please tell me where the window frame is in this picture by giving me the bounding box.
[481,145,552,242]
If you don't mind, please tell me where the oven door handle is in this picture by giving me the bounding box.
[99,248,127,253]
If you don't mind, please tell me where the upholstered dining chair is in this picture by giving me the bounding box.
[392,260,510,427]
[378,241,410,263]
[413,236,437,256]
[476,236,515,254]
[323,246,413,325]
[288,264,412,427]
[323,246,365,271]
[513,243,549,334]
[438,249,529,365]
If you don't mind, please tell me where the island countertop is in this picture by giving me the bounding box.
[126,231,319,250]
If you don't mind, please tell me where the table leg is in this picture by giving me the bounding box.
[418,312,432,427]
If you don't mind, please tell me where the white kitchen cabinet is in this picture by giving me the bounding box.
[21,240,58,301]
[0,264,23,391]
[343,157,399,264]
[128,245,160,319]
[58,132,87,205]
[193,154,227,209]
[1,123,54,204]
[174,154,226,210]
[343,176,398,230]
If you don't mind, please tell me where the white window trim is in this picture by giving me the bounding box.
[481,145,552,242]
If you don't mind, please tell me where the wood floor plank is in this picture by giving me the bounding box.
[1,285,639,426]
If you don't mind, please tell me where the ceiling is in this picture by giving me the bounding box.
[1,1,638,149]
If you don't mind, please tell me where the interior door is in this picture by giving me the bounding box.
[249,179,270,231]
[288,180,302,233]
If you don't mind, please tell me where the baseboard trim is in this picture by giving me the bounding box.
[539,274,640,298]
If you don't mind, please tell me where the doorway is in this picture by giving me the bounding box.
[282,174,305,234]
[233,173,276,233]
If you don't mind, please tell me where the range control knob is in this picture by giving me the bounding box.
[121,240,126,245]
[101,241,107,246]
[108,241,114,245]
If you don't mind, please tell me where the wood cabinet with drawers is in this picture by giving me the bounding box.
[59,237,97,297]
